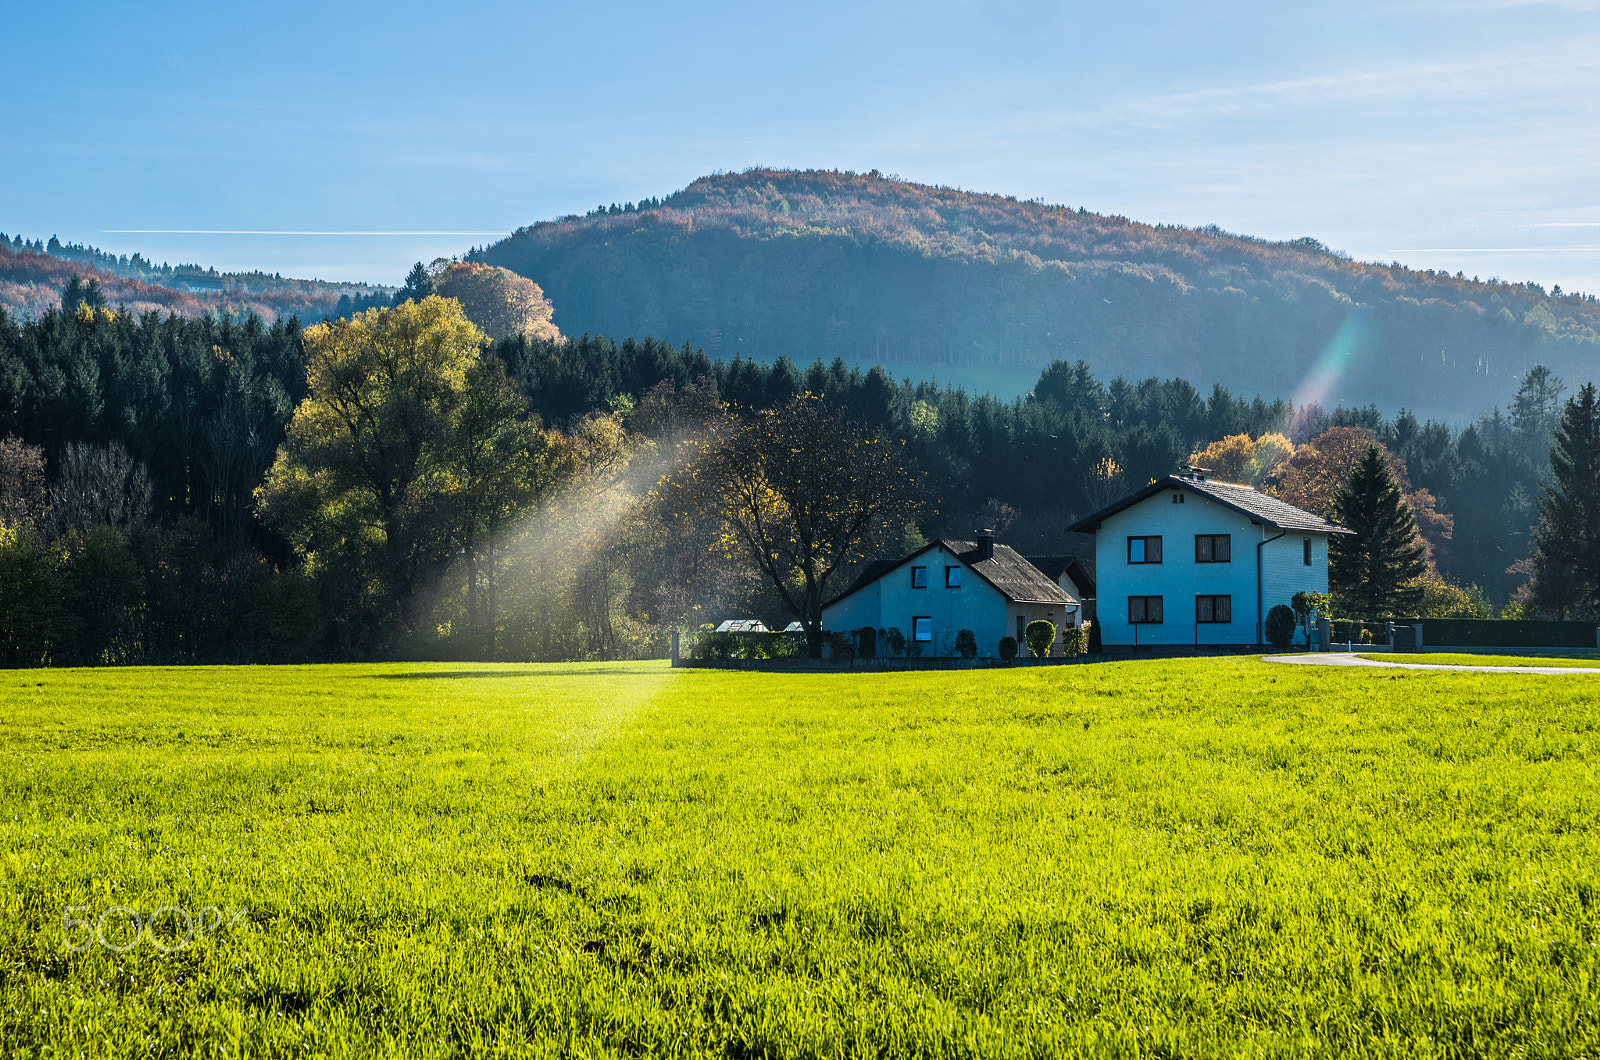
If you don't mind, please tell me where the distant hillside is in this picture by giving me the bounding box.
[0,235,391,323]
[475,168,1600,415]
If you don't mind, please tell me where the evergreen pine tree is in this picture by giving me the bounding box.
[395,262,434,305]
[1531,383,1600,619]
[1330,446,1427,618]
[60,274,86,313]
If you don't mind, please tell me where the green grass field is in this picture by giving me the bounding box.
[3,659,1598,1057]
[1357,653,1600,669]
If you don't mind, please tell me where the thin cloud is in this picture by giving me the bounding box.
[1392,246,1600,252]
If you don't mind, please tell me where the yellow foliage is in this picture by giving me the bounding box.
[1189,432,1295,486]
[1417,574,1489,618]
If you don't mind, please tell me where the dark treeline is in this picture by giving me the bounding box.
[0,299,1581,665]
[495,332,1566,604]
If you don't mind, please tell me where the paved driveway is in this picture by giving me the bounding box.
[1263,653,1600,676]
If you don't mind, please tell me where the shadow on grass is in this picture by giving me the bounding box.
[375,666,663,680]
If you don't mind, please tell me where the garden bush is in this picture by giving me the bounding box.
[1025,620,1055,658]
[998,636,1018,661]
[953,629,977,658]
[1265,604,1297,649]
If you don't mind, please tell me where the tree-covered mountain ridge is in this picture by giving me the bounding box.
[0,235,392,323]
[474,168,1600,417]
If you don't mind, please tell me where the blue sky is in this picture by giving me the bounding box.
[4,0,1598,291]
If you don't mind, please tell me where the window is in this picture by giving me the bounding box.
[1171,492,1185,504]
[913,616,933,642]
[1017,615,1026,642]
[910,566,928,588]
[1303,538,1313,566]
[1127,536,1163,564]
[1196,595,1232,623]
[1128,596,1164,624]
[1195,534,1231,563]
[945,566,962,588]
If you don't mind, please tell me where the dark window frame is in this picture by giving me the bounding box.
[912,616,933,642]
[1196,595,1232,623]
[1127,536,1163,564]
[910,566,928,588]
[1195,534,1232,563]
[945,566,962,588]
[1303,538,1313,566]
[1128,596,1164,624]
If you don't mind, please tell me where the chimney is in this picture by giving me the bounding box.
[976,529,995,561]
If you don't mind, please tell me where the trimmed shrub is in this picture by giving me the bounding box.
[825,630,854,660]
[1265,604,1297,649]
[1060,625,1089,657]
[856,626,877,659]
[953,628,977,658]
[998,636,1018,661]
[1025,619,1055,658]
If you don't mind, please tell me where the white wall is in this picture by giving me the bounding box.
[823,544,1038,657]
[1094,487,1332,646]
[1262,531,1330,642]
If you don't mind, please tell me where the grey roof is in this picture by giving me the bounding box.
[825,538,1075,610]
[1025,554,1096,599]
[1065,475,1351,535]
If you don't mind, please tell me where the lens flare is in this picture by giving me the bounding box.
[1291,309,1369,413]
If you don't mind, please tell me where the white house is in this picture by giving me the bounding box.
[1024,552,1096,628]
[1064,468,1349,647]
[822,535,1078,657]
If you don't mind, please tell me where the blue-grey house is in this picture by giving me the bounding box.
[1065,467,1349,646]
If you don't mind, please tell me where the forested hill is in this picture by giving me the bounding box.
[0,237,392,323]
[474,168,1600,418]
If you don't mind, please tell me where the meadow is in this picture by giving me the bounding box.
[2,658,1597,1058]
[1356,653,1600,669]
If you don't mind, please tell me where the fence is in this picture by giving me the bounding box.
[1317,617,1600,653]
[1327,619,1415,648]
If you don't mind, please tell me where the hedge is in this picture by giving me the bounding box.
[1422,618,1599,649]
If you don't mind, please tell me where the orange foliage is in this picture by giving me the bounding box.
[1273,426,1452,570]
[432,262,560,342]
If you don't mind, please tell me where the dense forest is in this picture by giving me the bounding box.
[0,235,392,323]
[473,168,1600,419]
[0,283,1585,664]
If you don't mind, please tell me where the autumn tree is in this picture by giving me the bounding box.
[672,393,926,653]
[0,436,48,530]
[433,262,561,342]
[257,296,489,639]
[1531,383,1600,618]
[1330,447,1427,618]
[1189,432,1295,487]
[1275,425,1451,569]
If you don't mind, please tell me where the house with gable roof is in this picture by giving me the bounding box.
[821,533,1078,657]
[1065,466,1350,647]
